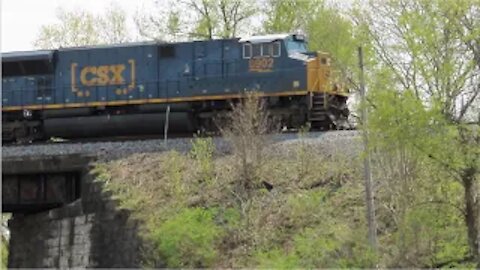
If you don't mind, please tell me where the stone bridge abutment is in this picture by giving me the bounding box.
[3,155,142,268]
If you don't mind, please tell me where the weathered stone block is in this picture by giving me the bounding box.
[46,238,59,248]
[58,256,70,269]
[73,235,88,244]
[42,257,55,267]
[7,172,142,268]
[74,216,86,225]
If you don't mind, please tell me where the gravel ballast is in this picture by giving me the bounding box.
[2,130,360,161]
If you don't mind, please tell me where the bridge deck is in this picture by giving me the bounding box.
[2,154,93,213]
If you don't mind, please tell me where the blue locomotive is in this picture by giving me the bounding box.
[2,33,349,142]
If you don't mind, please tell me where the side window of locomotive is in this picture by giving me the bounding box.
[272,41,281,57]
[243,43,252,59]
[259,42,281,57]
[252,44,262,57]
[261,44,271,57]
[243,41,281,58]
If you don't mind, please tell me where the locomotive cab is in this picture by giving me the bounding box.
[238,33,349,130]
[239,33,308,59]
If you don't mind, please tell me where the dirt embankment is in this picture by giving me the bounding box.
[93,133,369,268]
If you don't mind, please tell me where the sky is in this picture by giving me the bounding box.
[1,0,351,53]
[1,0,149,52]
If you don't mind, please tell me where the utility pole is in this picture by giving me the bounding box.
[358,46,378,251]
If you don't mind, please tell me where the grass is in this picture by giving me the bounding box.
[92,135,373,268]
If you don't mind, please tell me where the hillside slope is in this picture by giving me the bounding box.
[94,129,473,268]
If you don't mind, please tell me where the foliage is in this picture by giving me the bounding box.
[93,151,192,230]
[31,0,480,266]
[262,0,323,33]
[360,0,480,265]
[135,0,257,41]
[151,207,222,268]
[394,204,470,267]
[307,6,363,77]
[190,137,216,184]
[34,5,132,49]
[362,0,479,122]
[262,0,364,85]
[219,92,272,201]
[366,85,474,267]
[1,214,9,270]
[295,128,316,183]
[94,129,373,267]
[255,248,300,269]
[255,189,376,268]
[1,238,7,269]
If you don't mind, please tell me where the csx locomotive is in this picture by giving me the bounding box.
[2,33,349,142]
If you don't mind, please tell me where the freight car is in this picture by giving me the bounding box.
[2,33,349,142]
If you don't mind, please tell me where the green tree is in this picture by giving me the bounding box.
[97,4,131,44]
[367,88,472,267]
[34,4,131,49]
[34,8,99,49]
[361,0,480,265]
[262,0,322,33]
[263,0,366,89]
[135,0,257,41]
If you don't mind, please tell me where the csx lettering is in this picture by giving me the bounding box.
[249,58,274,72]
[80,64,126,86]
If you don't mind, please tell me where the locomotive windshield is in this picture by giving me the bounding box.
[285,39,307,54]
[286,33,307,53]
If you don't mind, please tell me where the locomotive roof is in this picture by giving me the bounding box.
[2,50,54,62]
[239,33,290,44]
[1,33,294,59]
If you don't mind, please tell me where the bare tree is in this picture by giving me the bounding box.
[219,92,272,199]
[98,3,131,44]
[135,0,257,41]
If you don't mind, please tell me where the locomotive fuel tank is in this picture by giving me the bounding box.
[43,112,194,138]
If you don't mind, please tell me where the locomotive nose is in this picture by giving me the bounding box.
[306,52,348,95]
[307,52,331,93]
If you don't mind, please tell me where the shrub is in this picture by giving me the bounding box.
[1,237,7,269]
[152,207,222,268]
[190,137,215,184]
[219,92,272,198]
[391,204,469,267]
[255,248,300,269]
[255,226,376,268]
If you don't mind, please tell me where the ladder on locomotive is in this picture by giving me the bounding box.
[308,93,332,130]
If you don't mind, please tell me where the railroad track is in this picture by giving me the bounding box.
[2,130,359,162]
[4,127,357,146]
[3,133,194,147]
